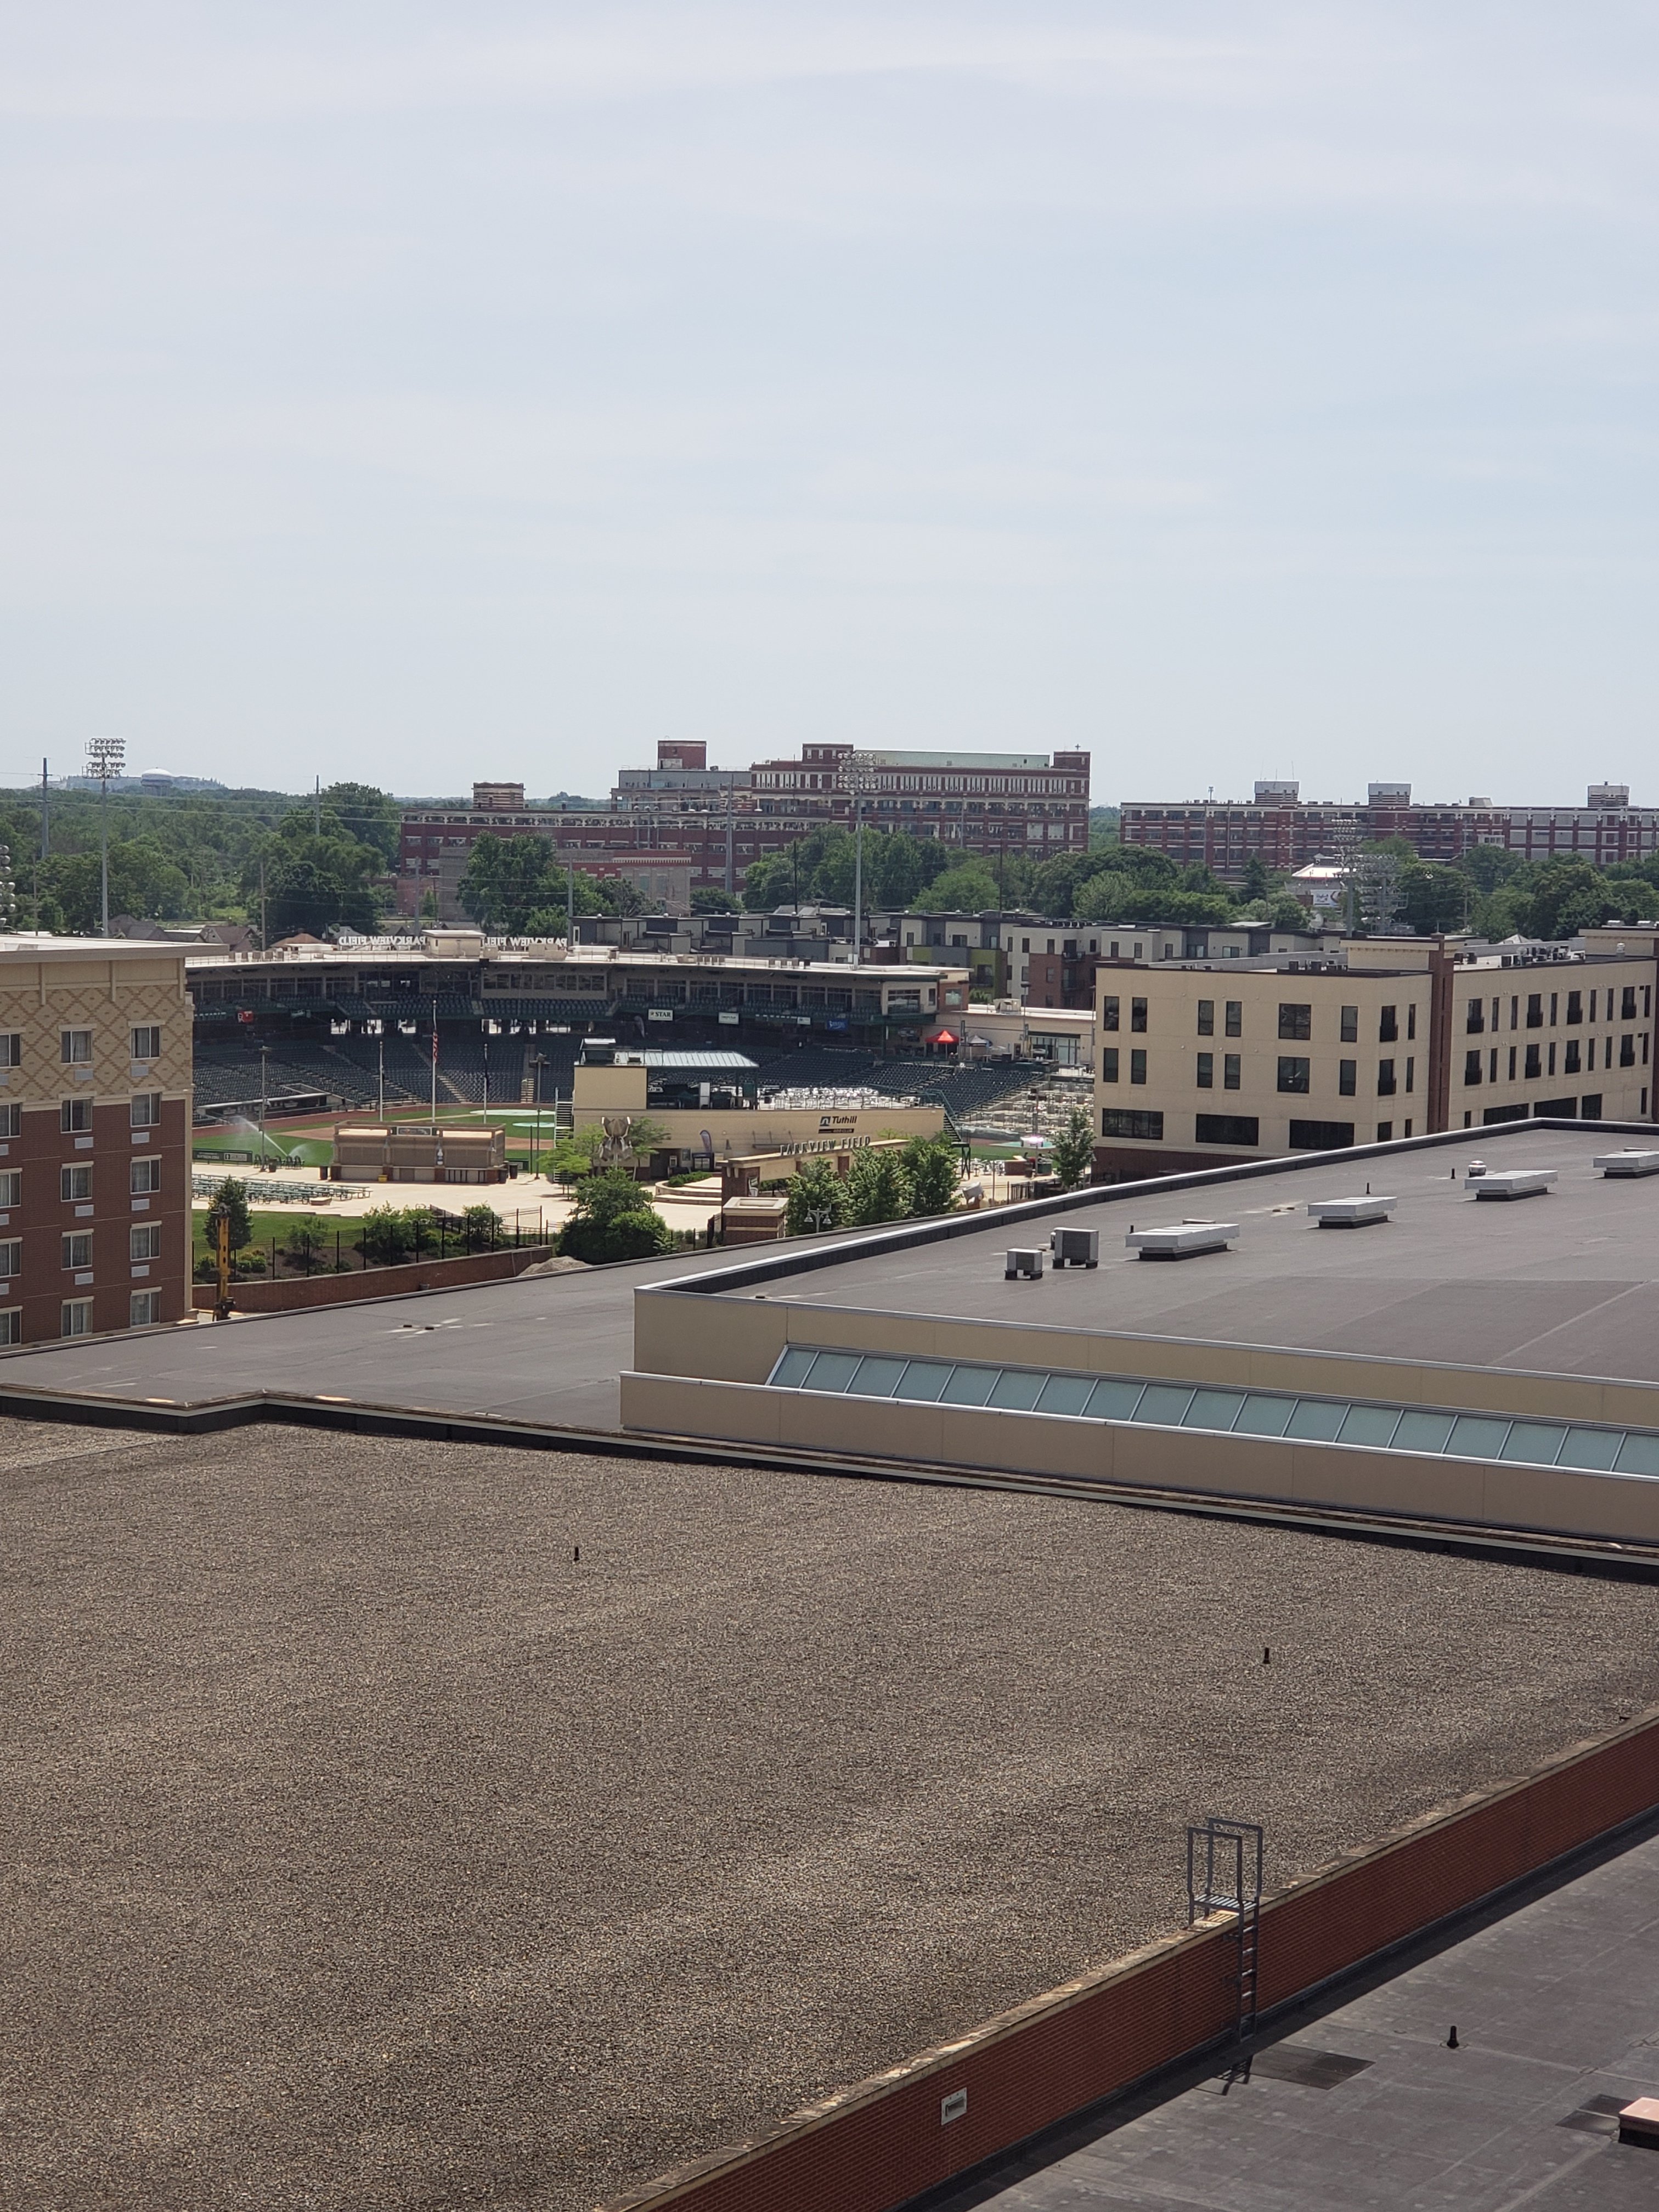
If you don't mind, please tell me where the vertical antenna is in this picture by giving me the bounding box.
[40,758,49,860]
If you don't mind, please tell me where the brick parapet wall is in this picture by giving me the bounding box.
[605,1703,1659,2212]
[190,1244,557,1313]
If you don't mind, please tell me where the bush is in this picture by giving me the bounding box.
[461,1203,501,1250]
[555,1170,675,1264]
[284,1217,328,1274]
[356,1204,428,1267]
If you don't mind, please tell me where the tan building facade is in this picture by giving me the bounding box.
[1093,938,1657,1180]
[0,937,193,1344]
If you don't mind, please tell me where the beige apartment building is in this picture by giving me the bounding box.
[1093,932,1657,1181]
[0,936,193,1343]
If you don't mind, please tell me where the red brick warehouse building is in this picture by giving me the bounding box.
[398,742,1092,918]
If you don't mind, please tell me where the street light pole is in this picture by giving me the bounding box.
[840,750,878,963]
[259,1044,269,1163]
[85,736,125,935]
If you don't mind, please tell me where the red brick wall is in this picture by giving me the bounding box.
[191,1242,557,1314]
[607,1708,1659,2212]
[10,1094,189,1344]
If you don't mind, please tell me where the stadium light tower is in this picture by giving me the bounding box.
[85,735,126,936]
[838,750,880,961]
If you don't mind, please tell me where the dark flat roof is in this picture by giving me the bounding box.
[721,1126,1659,1387]
[7,1417,1659,2212]
[942,1818,1659,2212]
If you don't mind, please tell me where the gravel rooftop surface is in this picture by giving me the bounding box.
[6,1417,1659,2211]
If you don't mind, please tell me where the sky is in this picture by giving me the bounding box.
[2,3,1658,805]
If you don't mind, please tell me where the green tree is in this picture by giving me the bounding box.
[319,783,400,866]
[1396,863,1469,936]
[910,862,1000,913]
[1266,893,1312,932]
[691,887,742,913]
[556,1170,674,1263]
[785,1158,849,1235]
[900,1134,960,1216]
[459,833,562,933]
[844,1146,911,1224]
[1241,855,1277,902]
[543,1126,606,1184]
[461,1203,502,1249]
[1517,859,1620,940]
[206,1176,252,1254]
[1049,1105,1097,1191]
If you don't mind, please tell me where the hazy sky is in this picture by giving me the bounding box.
[3,4,1658,803]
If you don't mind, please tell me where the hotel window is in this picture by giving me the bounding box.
[1339,1059,1357,1095]
[1278,1003,1311,1041]
[1622,1034,1637,1066]
[1509,1046,1517,1079]
[1341,1005,1359,1042]
[1130,998,1148,1033]
[0,1240,19,1278]
[0,1104,18,1138]
[60,1028,92,1064]
[61,1299,93,1339]
[1197,1000,1214,1036]
[1525,1043,1542,1079]
[1223,1054,1241,1090]
[1565,1039,1582,1074]
[1277,1057,1311,1094]
[1130,1049,1147,1084]
[130,1224,162,1262]
[131,1157,161,1194]
[1566,991,1583,1025]
[130,1025,161,1062]
[129,1291,160,1328]
[62,1232,93,1269]
[1405,1057,1415,1092]
[1488,1048,1498,1082]
[0,1308,19,1345]
[1102,995,1119,1032]
[0,1032,20,1065]
[1623,986,1639,1021]
[1102,1048,1120,1082]
[60,1166,92,1201]
[1196,1053,1214,1089]
[1224,1001,1242,1037]
[131,1093,161,1129]
[1526,994,1543,1028]
[1407,1004,1417,1040]
[1379,1006,1398,1043]
[1468,1000,1489,1035]
[1464,1050,1482,1085]
[1378,1060,1397,1096]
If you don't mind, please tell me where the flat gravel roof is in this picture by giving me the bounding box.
[7,1414,1659,2210]
[732,1126,1659,1385]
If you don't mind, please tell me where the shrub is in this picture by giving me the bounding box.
[461,1204,501,1250]
[555,1170,675,1264]
[284,1217,328,1274]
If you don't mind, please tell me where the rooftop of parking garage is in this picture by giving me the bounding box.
[710,1125,1659,1388]
[8,1415,1659,2212]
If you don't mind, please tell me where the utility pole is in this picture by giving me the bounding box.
[259,1045,270,1163]
[313,775,321,836]
[377,1028,385,1120]
[568,860,577,943]
[259,856,267,949]
[85,735,125,935]
[430,1009,439,1124]
[40,758,48,862]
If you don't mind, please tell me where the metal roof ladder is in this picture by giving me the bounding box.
[1187,1815,1264,2086]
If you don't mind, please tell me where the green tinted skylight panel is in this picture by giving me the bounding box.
[1184,1389,1248,1430]
[989,1369,1046,1410]
[1556,1426,1622,1471]
[1447,1415,1510,1460]
[894,1361,951,1402]
[850,1357,909,1399]
[1286,1399,1346,1442]
[1615,1431,1659,1477]
[940,1364,997,1406]
[1084,1378,1146,1420]
[1132,1384,1196,1426]
[1499,1422,1566,1465]
[1391,1410,1457,1454]
[1233,1394,1295,1437]
[771,1346,817,1387]
[1037,1373,1096,1417]
[1338,1404,1402,1448]
[803,1351,861,1393]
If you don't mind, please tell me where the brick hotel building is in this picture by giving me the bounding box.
[398,742,1092,919]
[0,938,193,1344]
